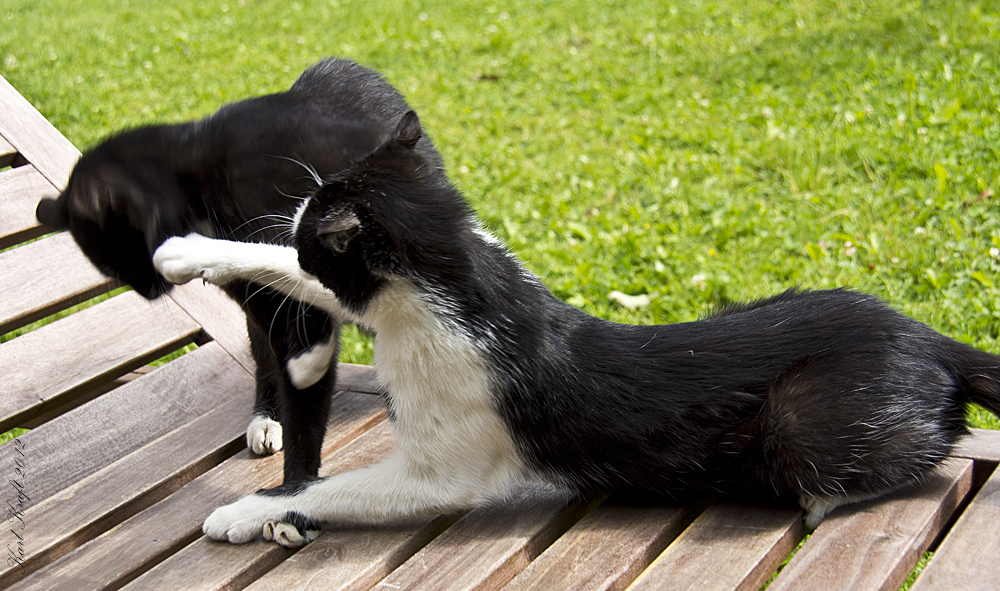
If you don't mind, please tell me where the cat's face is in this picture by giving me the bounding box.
[36,158,185,299]
[294,110,471,310]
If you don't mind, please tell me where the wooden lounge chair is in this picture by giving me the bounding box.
[2,73,998,590]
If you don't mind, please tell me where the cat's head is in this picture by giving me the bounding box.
[295,110,473,309]
[36,139,190,299]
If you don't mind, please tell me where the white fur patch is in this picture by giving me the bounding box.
[287,336,337,390]
[246,415,283,455]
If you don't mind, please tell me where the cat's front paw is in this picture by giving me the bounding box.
[153,233,230,285]
[246,415,283,455]
[263,512,323,548]
[203,494,285,544]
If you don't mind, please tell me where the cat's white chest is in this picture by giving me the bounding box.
[362,279,526,485]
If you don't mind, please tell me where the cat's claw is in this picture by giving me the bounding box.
[262,519,321,548]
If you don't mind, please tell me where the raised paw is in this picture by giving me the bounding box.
[153,233,229,285]
[247,415,283,455]
[262,512,323,548]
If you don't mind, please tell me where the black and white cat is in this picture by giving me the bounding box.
[35,59,443,484]
[153,111,1000,547]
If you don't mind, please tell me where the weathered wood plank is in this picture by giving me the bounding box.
[3,342,253,512]
[0,291,202,432]
[0,231,119,335]
[0,133,16,165]
[909,465,1000,591]
[627,503,804,591]
[245,516,457,591]
[767,458,974,591]
[0,74,80,190]
[336,362,381,395]
[10,391,387,591]
[953,428,1000,464]
[0,164,52,249]
[0,385,253,587]
[502,501,700,591]
[369,489,590,591]
[119,410,397,591]
[165,281,254,373]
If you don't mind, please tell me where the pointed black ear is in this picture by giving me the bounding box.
[36,196,70,228]
[318,211,361,254]
[393,110,422,148]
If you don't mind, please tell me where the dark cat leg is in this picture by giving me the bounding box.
[273,305,340,484]
[239,285,340,483]
[757,352,960,529]
[246,318,284,455]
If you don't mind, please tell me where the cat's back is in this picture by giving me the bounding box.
[290,58,413,125]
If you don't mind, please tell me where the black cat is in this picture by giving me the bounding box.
[153,111,1000,547]
[35,59,443,484]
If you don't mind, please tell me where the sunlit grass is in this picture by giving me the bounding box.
[2,0,998,426]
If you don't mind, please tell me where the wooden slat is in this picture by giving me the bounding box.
[0,74,80,190]
[0,133,16,165]
[119,408,397,591]
[0,231,119,335]
[0,291,202,432]
[9,390,387,591]
[0,385,253,587]
[767,458,974,591]
[954,428,1000,463]
[166,281,254,373]
[909,465,1000,591]
[502,501,700,591]
[369,489,590,591]
[6,342,252,512]
[337,362,382,395]
[245,516,457,591]
[0,164,52,249]
[627,504,804,591]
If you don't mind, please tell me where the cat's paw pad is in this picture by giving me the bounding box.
[262,512,322,548]
[153,233,227,285]
[247,415,283,455]
[799,496,837,530]
[203,495,282,544]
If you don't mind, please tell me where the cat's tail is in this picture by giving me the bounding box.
[944,340,1000,418]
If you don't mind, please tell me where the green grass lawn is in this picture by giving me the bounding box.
[2,0,999,430]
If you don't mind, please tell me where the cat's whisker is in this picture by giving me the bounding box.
[269,155,324,187]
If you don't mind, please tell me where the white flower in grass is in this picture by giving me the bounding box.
[609,291,652,309]
[691,273,708,291]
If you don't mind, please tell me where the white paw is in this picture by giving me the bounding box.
[153,233,231,285]
[263,520,321,548]
[800,496,837,530]
[247,415,283,455]
[203,494,284,544]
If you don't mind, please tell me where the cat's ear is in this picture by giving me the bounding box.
[393,110,422,148]
[318,210,361,254]
[36,196,70,229]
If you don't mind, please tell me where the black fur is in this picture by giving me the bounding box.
[35,59,442,484]
[295,111,1000,514]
